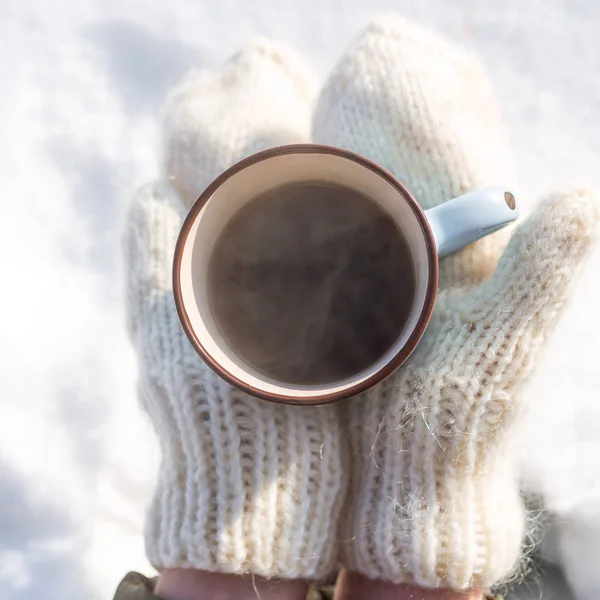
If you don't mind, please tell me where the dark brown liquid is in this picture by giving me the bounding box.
[207,182,416,385]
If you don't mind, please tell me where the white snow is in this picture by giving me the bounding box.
[1,1,599,599]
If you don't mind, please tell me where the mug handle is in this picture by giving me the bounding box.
[424,186,519,258]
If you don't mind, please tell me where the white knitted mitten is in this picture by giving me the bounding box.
[124,42,346,579]
[313,17,600,589]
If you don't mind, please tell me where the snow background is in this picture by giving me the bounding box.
[2,1,600,599]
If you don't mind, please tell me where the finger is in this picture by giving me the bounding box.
[464,188,600,387]
[313,15,515,210]
[123,181,186,337]
[164,40,317,207]
[312,15,516,288]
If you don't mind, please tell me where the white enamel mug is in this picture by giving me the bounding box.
[173,144,518,405]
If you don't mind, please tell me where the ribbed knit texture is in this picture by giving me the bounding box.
[124,42,347,579]
[312,16,600,589]
[124,17,599,589]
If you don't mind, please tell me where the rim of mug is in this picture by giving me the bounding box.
[172,143,439,406]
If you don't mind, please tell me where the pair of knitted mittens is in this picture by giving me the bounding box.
[124,16,599,590]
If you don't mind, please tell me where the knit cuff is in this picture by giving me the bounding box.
[340,461,525,589]
[142,372,346,580]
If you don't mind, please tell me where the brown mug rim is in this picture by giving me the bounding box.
[172,143,439,406]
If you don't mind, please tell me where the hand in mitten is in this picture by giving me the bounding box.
[313,16,599,590]
[123,16,599,597]
[124,43,346,581]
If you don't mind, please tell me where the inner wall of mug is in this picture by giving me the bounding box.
[179,152,431,399]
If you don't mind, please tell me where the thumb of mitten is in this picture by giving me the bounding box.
[124,182,186,342]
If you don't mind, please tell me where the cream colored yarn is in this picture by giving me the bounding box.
[164,41,317,208]
[124,43,346,579]
[313,16,599,589]
[124,16,599,590]
[313,16,517,290]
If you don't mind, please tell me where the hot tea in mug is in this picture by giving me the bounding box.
[208,181,416,386]
[173,145,518,405]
